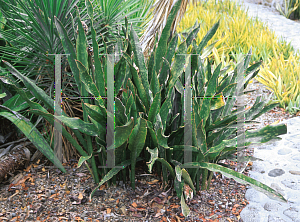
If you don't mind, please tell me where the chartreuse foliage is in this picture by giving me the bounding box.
[177,0,300,114]
[257,52,300,115]
[0,0,288,217]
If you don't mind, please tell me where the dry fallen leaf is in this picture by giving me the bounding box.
[78,192,83,200]
[76,173,86,177]
[175,215,181,222]
[120,206,127,215]
[24,164,32,172]
[107,208,111,214]
[151,201,164,209]
[148,179,159,184]
[132,202,137,208]
[152,197,163,204]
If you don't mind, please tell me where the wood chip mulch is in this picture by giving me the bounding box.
[0,78,299,222]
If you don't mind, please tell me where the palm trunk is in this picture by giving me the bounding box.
[0,143,31,183]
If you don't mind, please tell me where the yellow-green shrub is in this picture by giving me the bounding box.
[257,52,300,113]
[177,0,300,113]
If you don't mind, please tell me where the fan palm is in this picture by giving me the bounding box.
[0,0,156,162]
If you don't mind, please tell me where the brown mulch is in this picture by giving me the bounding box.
[0,78,300,222]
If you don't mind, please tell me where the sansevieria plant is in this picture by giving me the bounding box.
[0,0,288,216]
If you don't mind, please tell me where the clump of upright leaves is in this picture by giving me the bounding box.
[0,0,288,217]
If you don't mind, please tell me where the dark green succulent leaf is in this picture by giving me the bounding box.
[124,55,149,110]
[197,20,220,54]
[157,128,170,149]
[244,96,265,120]
[168,126,184,146]
[76,59,100,96]
[128,117,147,189]
[130,24,151,103]
[171,145,199,152]
[146,147,175,178]
[1,80,88,156]
[182,168,196,195]
[89,116,106,136]
[175,165,183,182]
[174,77,184,94]
[159,34,179,86]
[206,123,287,157]
[181,162,287,203]
[155,0,183,75]
[125,91,134,118]
[115,97,128,126]
[84,103,106,124]
[195,119,207,155]
[2,90,33,112]
[186,22,200,48]
[89,157,143,201]
[166,41,187,98]
[54,115,98,136]
[85,0,94,20]
[174,179,184,199]
[199,62,222,127]
[110,117,134,149]
[0,110,66,173]
[76,7,88,69]
[252,102,279,120]
[114,56,127,94]
[87,1,106,97]
[159,95,172,131]
[148,90,162,123]
[128,117,147,156]
[78,153,93,168]
[2,61,55,111]
[148,43,156,84]
[54,16,81,88]
[147,121,158,148]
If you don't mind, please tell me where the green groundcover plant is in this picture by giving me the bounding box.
[0,0,288,216]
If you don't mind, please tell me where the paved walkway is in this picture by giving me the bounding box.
[231,1,300,221]
[240,117,300,222]
[236,0,300,54]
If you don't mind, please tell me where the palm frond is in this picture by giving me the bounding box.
[140,0,199,57]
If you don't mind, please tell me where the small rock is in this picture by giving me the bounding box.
[240,205,264,222]
[268,215,286,222]
[292,154,300,161]
[268,169,285,177]
[263,201,282,211]
[278,148,292,155]
[289,170,300,175]
[281,178,300,190]
[283,207,300,221]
